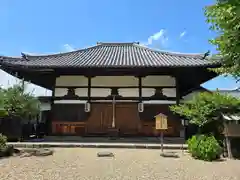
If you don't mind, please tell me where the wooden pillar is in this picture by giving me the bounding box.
[138,76,142,102]
[175,74,180,105]
[87,76,91,102]
[225,123,233,159]
[175,73,182,139]
[226,136,233,159]
[49,77,56,135]
[112,95,116,128]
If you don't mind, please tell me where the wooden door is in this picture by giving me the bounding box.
[86,103,112,135]
[115,103,140,136]
[101,104,113,132]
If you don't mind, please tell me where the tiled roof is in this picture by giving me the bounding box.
[222,113,240,122]
[0,42,220,68]
[215,88,240,98]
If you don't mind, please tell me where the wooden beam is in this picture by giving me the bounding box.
[55,85,176,89]
[52,96,177,101]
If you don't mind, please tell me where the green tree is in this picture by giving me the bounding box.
[205,0,240,78]
[0,88,8,117]
[1,83,40,120]
[171,92,240,148]
[170,92,240,133]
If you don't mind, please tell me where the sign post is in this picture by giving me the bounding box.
[155,113,168,153]
[181,119,188,153]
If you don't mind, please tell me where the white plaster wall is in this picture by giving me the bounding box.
[85,88,111,97]
[142,76,175,86]
[119,88,176,97]
[54,75,176,100]
[162,88,176,97]
[40,102,51,111]
[91,76,138,86]
[54,88,68,97]
[55,76,88,86]
[55,75,175,87]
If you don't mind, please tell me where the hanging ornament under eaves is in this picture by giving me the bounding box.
[138,102,144,112]
[84,102,91,112]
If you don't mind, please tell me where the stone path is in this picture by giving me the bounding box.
[0,148,239,180]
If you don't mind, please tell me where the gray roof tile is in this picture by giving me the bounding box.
[0,42,220,68]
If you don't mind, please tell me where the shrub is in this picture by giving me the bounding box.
[0,133,7,149]
[0,134,14,157]
[0,145,14,157]
[187,134,222,161]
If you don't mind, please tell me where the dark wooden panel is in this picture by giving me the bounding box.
[51,103,182,137]
[52,104,89,122]
[52,122,86,135]
[139,104,181,137]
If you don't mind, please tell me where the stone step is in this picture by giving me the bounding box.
[8,142,187,150]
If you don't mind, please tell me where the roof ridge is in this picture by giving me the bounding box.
[96,42,140,46]
[133,44,205,58]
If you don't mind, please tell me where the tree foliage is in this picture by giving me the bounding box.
[170,92,240,127]
[0,88,7,117]
[0,83,40,120]
[205,0,240,78]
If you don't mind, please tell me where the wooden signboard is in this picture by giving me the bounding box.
[155,113,168,152]
[155,113,168,130]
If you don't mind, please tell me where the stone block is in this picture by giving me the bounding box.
[97,151,114,157]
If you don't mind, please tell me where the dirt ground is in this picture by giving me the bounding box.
[0,148,239,180]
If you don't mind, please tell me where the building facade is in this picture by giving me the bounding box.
[0,42,220,137]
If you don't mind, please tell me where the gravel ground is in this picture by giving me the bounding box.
[0,148,240,180]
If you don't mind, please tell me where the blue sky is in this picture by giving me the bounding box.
[0,0,239,95]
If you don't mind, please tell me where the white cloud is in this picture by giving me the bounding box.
[142,29,169,48]
[179,31,187,38]
[63,44,75,52]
